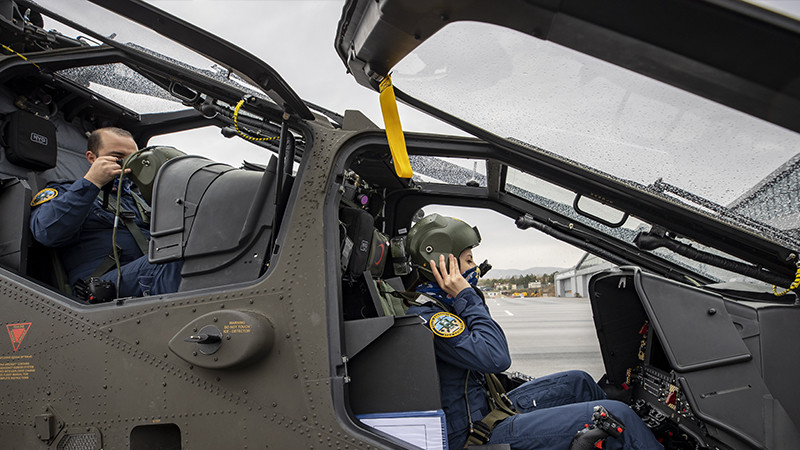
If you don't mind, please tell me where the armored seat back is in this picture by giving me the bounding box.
[149,154,280,291]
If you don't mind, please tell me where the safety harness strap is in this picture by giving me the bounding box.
[465,373,518,447]
[486,373,517,416]
[85,190,150,281]
[119,212,150,255]
[89,252,119,279]
[131,191,151,225]
[100,190,150,255]
[466,408,516,446]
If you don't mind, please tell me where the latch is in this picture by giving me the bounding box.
[35,412,54,441]
[183,325,223,355]
[34,405,64,443]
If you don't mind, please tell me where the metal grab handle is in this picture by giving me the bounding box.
[573,194,628,228]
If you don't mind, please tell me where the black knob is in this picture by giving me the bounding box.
[184,333,222,344]
[184,325,223,355]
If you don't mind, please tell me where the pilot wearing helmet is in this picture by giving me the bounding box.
[405,213,662,450]
[29,127,182,301]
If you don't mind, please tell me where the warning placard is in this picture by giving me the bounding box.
[223,320,251,334]
[0,355,35,380]
[6,323,31,352]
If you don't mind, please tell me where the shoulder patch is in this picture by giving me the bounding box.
[429,312,465,338]
[31,188,58,206]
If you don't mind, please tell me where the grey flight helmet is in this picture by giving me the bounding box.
[123,145,186,204]
[407,213,481,281]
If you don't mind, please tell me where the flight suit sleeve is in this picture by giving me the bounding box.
[30,178,100,247]
[430,288,512,373]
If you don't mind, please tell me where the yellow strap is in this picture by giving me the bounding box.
[773,263,800,296]
[233,99,279,142]
[1,44,40,69]
[378,75,413,178]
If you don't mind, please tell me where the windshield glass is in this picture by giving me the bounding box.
[33,0,274,105]
[391,21,800,247]
[411,156,764,285]
[504,167,758,285]
[57,64,187,114]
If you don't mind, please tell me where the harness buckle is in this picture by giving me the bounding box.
[118,210,136,220]
[468,420,492,445]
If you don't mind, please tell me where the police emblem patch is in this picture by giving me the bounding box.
[31,188,58,206]
[429,312,465,338]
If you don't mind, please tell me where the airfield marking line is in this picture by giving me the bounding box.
[504,310,514,316]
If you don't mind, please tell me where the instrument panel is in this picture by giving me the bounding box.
[590,269,800,449]
[631,365,705,447]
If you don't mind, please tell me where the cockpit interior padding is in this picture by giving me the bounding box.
[150,154,279,291]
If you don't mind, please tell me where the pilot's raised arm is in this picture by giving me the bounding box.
[411,258,511,373]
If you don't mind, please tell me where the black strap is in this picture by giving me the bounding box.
[465,374,518,447]
[130,190,151,225]
[89,251,119,279]
[86,190,150,280]
[99,190,149,255]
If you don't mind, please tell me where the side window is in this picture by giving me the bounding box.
[147,126,276,167]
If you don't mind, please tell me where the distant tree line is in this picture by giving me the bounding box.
[478,272,559,288]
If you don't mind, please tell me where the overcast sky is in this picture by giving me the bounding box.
[150,0,448,134]
[125,0,800,274]
[138,1,587,270]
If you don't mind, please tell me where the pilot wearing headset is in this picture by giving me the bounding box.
[405,213,662,449]
[30,127,182,301]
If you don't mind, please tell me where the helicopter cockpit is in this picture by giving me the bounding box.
[0,0,315,301]
[1,1,799,449]
[330,135,800,449]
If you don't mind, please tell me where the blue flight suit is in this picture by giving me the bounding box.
[407,288,662,449]
[408,286,512,447]
[30,177,182,297]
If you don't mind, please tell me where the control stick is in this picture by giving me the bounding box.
[569,405,626,450]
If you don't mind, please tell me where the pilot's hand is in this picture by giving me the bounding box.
[84,156,130,188]
[431,254,471,298]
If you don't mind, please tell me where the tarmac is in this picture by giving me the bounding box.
[486,295,605,381]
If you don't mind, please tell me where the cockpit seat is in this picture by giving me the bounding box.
[337,209,441,421]
[0,105,86,293]
[0,176,31,274]
[149,154,279,291]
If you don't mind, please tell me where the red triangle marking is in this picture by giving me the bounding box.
[6,323,31,352]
